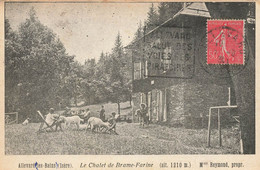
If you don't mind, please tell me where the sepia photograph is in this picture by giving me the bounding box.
[4,1,255,157]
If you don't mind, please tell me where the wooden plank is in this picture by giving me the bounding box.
[210,105,237,109]
[5,112,19,124]
[156,90,159,121]
[163,88,167,122]
[148,91,152,121]
[159,90,163,121]
[8,120,17,125]
[15,112,18,124]
[207,108,212,147]
[218,108,222,147]
[37,111,55,131]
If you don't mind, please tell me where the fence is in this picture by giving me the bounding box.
[5,112,19,124]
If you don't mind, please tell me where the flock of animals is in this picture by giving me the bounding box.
[22,110,116,134]
[21,103,150,135]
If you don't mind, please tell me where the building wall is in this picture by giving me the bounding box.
[132,12,252,128]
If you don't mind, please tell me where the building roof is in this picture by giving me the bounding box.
[181,2,211,18]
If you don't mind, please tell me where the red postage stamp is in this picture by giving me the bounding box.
[207,20,244,65]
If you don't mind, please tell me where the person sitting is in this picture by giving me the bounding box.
[63,107,72,116]
[46,108,58,125]
[38,108,60,132]
[107,112,118,135]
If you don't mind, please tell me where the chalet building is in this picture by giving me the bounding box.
[126,2,255,128]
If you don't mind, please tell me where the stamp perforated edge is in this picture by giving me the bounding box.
[206,19,245,65]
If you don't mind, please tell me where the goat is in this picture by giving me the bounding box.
[59,115,84,130]
[87,117,110,132]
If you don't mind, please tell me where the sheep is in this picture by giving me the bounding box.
[59,115,84,130]
[79,124,89,130]
[87,117,110,132]
[22,118,30,126]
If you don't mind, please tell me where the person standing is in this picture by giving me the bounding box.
[139,103,149,127]
[99,105,105,122]
[82,108,91,123]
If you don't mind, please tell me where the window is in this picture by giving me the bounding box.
[134,62,141,80]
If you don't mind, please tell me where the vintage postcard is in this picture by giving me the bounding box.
[0,1,259,169]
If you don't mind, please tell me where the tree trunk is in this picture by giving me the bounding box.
[129,95,132,106]
[231,32,255,154]
[117,101,120,115]
[231,67,255,154]
[205,2,254,154]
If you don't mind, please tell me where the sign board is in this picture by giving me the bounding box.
[144,27,195,78]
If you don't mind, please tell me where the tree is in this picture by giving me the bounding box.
[145,3,159,32]
[5,7,74,121]
[133,21,143,41]
[205,2,255,154]
[104,32,133,114]
[5,19,23,113]
[63,61,84,106]
[83,58,96,79]
[110,33,124,114]
[157,2,184,25]
[166,3,183,17]
[158,2,168,24]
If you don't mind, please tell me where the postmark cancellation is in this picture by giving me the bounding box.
[207,20,245,65]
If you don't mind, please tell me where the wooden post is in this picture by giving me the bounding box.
[131,50,135,123]
[16,112,18,124]
[240,130,244,154]
[163,88,167,122]
[132,104,134,123]
[159,90,163,121]
[227,87,231,106]
[207,108,212,147]
[147,92,150,119]
[228,87,231,105]
[218,108,222,147]
[145,92,148,107]
[148,91,152,121]
[156,90,159,121]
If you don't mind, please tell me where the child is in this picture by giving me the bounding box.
[108,112,118,135]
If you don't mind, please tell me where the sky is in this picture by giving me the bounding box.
[5,2,154,64]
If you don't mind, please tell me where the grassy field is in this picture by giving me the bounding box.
[5,121,240,155]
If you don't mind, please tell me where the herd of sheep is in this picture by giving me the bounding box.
[22,111,115,134]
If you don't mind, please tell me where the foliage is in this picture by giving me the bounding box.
[5,8,74,120]
[133,21,143,41]
[5,3,171,120]
[145,3,159,32]
[80,33,132,113]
